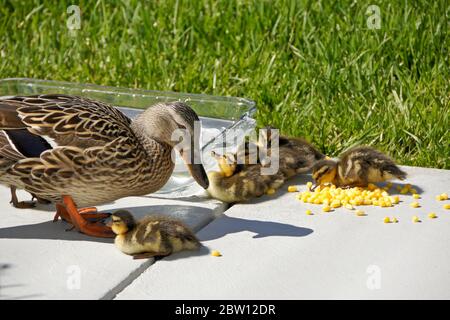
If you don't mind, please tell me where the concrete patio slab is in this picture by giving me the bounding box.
[0,187,225,300]
[116,166,450,299]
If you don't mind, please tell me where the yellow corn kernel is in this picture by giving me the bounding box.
[444,204,450,210]
[363,199,372,205]
[392,217,398,223]
[400,187,409,194]
[390,195,399,204]
[355,210,366,216]
[331,200,341,208]
[211,250,222,257]
[440,193,448,200]
[288,186,298,192]
[412,216,420,223]
[306,182,313,190]
[266,188,276,195]
[436,195,443,201]
[410,202,420,208]
[412,194,420,199]
[305,209,313,215]
[410,188,418,195]
[383,217,391,223]
[372,200,379,206]
[322,206,331,212]
[405,183,412,190]
[344,204,354,210]
[428,212,437,219]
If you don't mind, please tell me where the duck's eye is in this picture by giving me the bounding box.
[112,219,121,224]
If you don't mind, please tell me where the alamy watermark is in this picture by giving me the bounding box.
[66,265,81,290]
[366,5,381,30]
[366,264,381,290]
[67,5,81,33]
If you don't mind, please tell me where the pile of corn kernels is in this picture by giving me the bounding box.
[287,182,449,223]
[296,182,399,210]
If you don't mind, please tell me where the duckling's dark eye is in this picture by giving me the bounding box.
[112,219,121,223]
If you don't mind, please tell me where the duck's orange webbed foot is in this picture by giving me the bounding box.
[53,205,110,223]
[54,196,114,238]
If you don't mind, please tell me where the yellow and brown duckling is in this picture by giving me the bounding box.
[242,127,325,178]
[214,127,325,178]
[206,128,325,203]
[206,150,285,203]
[312,146,407,188]
[110,210,200,259]
[275,135,325,179]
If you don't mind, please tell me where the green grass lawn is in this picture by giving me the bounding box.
[0,0,448,168]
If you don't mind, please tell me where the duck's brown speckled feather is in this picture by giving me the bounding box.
[0,94,174,206]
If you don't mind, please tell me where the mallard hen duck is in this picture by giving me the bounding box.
[0,94,209,238]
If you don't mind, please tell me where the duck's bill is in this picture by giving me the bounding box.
[178,146,209,189]
[186,163,209,189]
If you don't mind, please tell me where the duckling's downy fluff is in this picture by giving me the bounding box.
[312,146,407,188]
[111,210,200,259]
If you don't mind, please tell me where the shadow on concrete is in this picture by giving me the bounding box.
[0,205,214,243]
[383,183,424,195]
[0,263,42,300]
[199,215,313,241]
[155,244,210,262]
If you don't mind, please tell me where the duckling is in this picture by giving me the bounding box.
[206,127,325,203]
[206,151,285,203]
[110,210,200,259]
[276,135,325,179]
[312,146,407,188]
[246,127,325,179]
[220,127,325,178]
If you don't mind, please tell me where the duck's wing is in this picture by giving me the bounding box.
[9,135,148,202]
[0,94,133,148]
[0,95,146,202]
